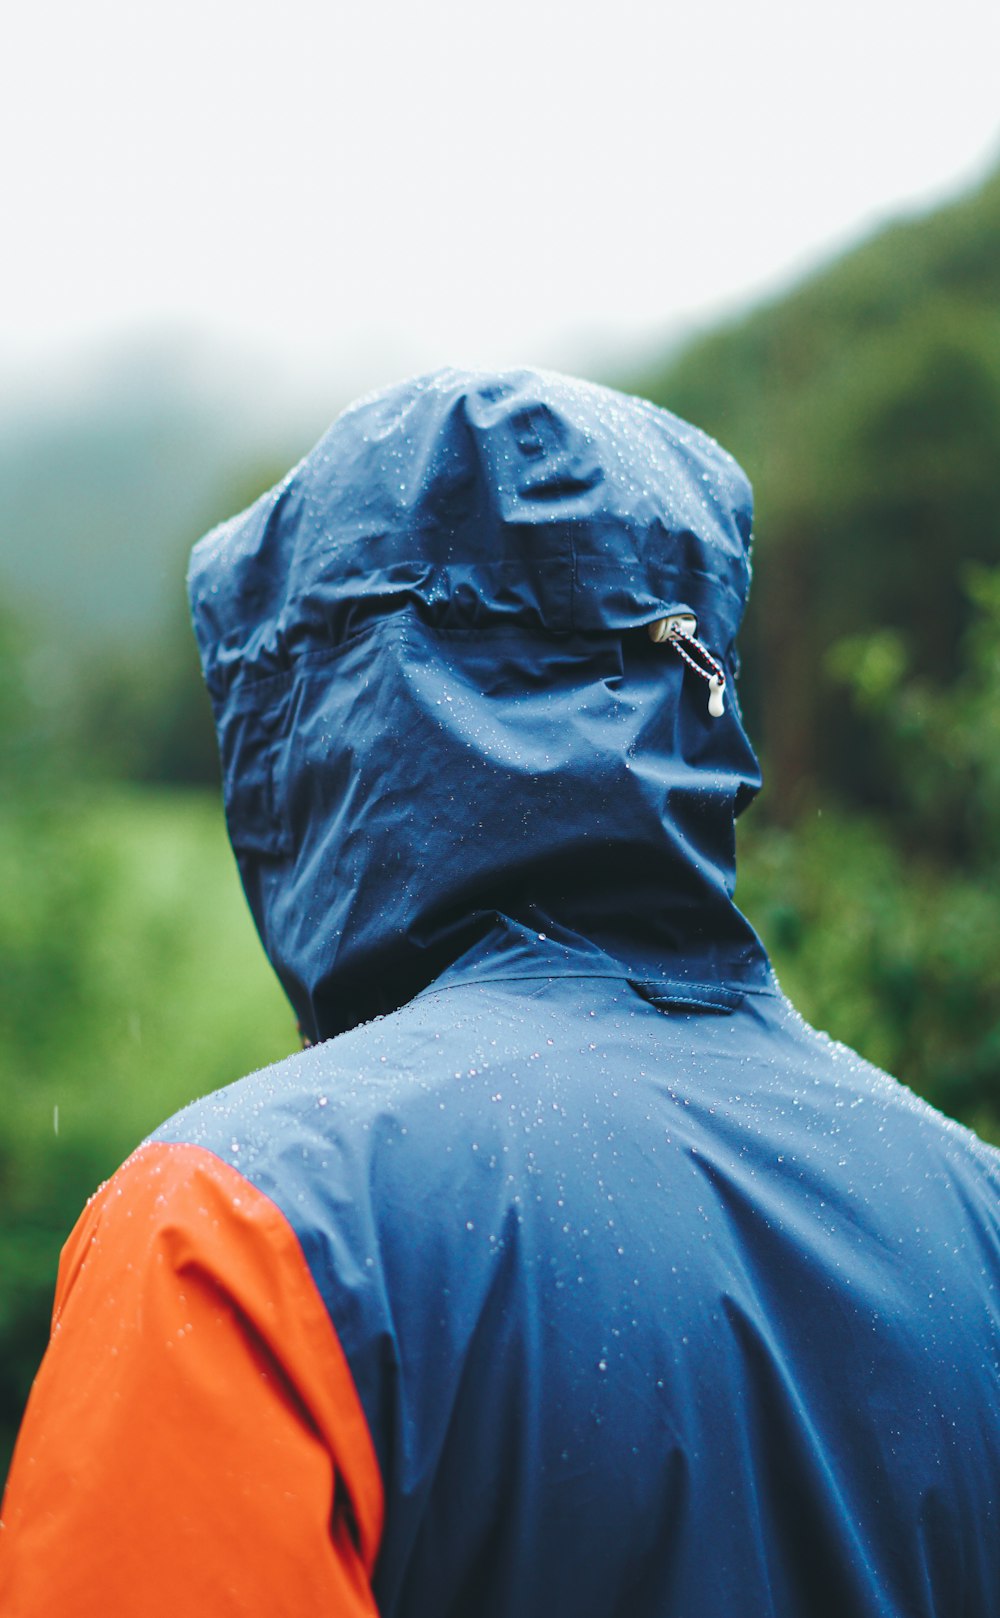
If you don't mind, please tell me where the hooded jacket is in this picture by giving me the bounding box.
[2,369,999,1618]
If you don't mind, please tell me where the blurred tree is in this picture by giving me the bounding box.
[633,162,1000,824]
[0,790,293,1486]
[740,567,1000,1139]
[60,454,290,788]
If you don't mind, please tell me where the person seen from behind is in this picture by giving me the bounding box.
[2,368,999,1617]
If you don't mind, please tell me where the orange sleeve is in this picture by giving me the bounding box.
[0,1141,383,1617]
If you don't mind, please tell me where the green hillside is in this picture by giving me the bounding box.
[632,160,1000,816]
[0,348,313,648]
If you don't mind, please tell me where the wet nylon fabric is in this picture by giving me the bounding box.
[151,956,1000,1618]
[188,368,768,1042]
[0,1143,382,1617]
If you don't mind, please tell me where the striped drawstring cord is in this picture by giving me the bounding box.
[648,616,726,718]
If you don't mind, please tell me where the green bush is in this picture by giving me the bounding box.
[0,788,292,1483]
[739,567,1000,1144]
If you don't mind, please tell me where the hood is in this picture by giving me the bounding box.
[189,368,770,1041]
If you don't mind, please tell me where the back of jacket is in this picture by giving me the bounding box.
[156,950,1000,1618]
[2,369,999,1618]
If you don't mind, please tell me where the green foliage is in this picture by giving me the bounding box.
[632,161,1000,814]
[740,566,1000,1143]
[740,813,1000,1144]
[67,614,219,786]
[0,603,60,787]
[826,564,1000,858]
[0,789,293,1483]
[70,456,295,787]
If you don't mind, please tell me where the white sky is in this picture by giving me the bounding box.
[4,0,1000,399]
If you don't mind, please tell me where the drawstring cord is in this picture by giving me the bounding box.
[648,616,726,718]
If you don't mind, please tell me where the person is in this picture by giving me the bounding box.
[1,368,999,1617]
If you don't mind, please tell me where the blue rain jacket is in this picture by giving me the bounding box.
[3,370,999,1618]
